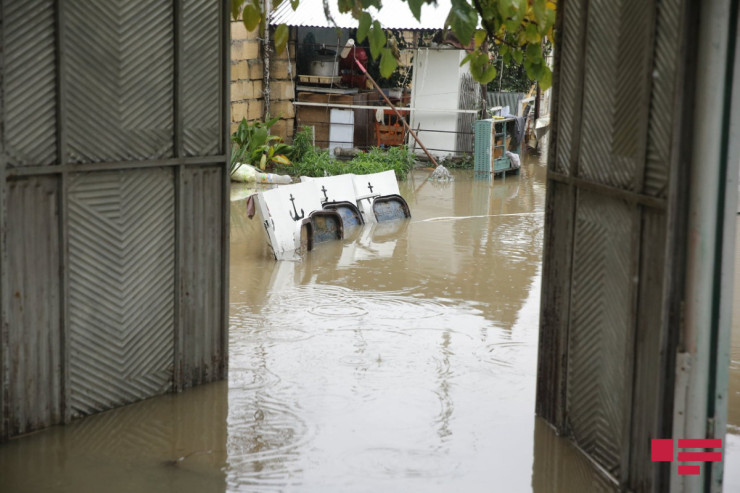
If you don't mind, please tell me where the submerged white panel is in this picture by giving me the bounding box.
[352,170,401,224]
[300,174,358,204]
[255,181,324,260]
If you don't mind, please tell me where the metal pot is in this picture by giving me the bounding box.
[309,59,338,77]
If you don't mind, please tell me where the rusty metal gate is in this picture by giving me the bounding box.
[537,0,739,491]
[0,0,229,440]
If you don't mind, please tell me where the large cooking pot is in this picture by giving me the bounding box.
[309,58,338,77]
[309,47,338,77]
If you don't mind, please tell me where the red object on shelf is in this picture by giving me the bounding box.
[340,45,369,88]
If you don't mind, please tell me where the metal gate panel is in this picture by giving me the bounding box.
[579,0,653,190]
[3,0,57,167]
[536,180,577,426]
[67,169,175,417]
[628,209,668,490]
[538,0,738,490]
[578,0,620,185]
[182,0,222,157]
[553,0,587,175]
[0,0,228,442]
[4,178,62,436]
[566,191,633,476]
[64,0,174,163]
[644,0,682,198]
[178,166,226,388]
[611,0,653,185]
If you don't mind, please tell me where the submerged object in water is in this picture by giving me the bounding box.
[253,171,411,260]
[232,163,292,184]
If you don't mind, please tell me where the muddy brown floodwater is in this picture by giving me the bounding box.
[1,155,740,492]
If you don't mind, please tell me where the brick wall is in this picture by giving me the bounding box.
[230,21,296,143]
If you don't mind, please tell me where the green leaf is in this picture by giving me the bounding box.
[291,0,299,9]
[272,154,292,165]
[357,12,372,43]
[474,29,487,49]
[408,0,424,21]
[524,58,544,80]
[274,24,289,54]
[459,52,474,67]
[232,0,242,21]
[467,52,497,84]
[337,0,353,13]
[498,0,514,18]
[479,64,498,84]
[526,41,542,60]
[379,47,397,78]
[242,4,261,32]
[533,0,547,27]
[447,0,478,46]
[368,21,386,60]
[505,19,520,32]
[252,126,268,149]
[539,67,553,91]
[511,48,523,64]
[525,23,540,43]
[544,7,556,34]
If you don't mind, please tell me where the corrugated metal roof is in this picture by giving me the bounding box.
[270,0,451,29]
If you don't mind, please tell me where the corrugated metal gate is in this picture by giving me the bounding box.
[537,0,739,491]
[0,0,229,439]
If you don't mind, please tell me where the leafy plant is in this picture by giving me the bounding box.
[230,117,292,175]
[279,144,415,181]
[347,146,415,180]
[290,126,315,163]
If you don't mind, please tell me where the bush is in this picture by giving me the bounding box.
[346,146,414,181]
[279,130,415,181]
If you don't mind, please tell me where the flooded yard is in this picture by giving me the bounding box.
[2,156,740,491]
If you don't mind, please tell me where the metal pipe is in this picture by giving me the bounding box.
[353,59,439,167]
[262,0,271,118]
[292,101,479,114]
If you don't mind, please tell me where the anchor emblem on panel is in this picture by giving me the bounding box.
[363,181,375,203]
[321,185,329,203]
[289,194,304,221]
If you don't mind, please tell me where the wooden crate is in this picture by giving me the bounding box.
[298,74,342,85]
[375,123,405,146]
